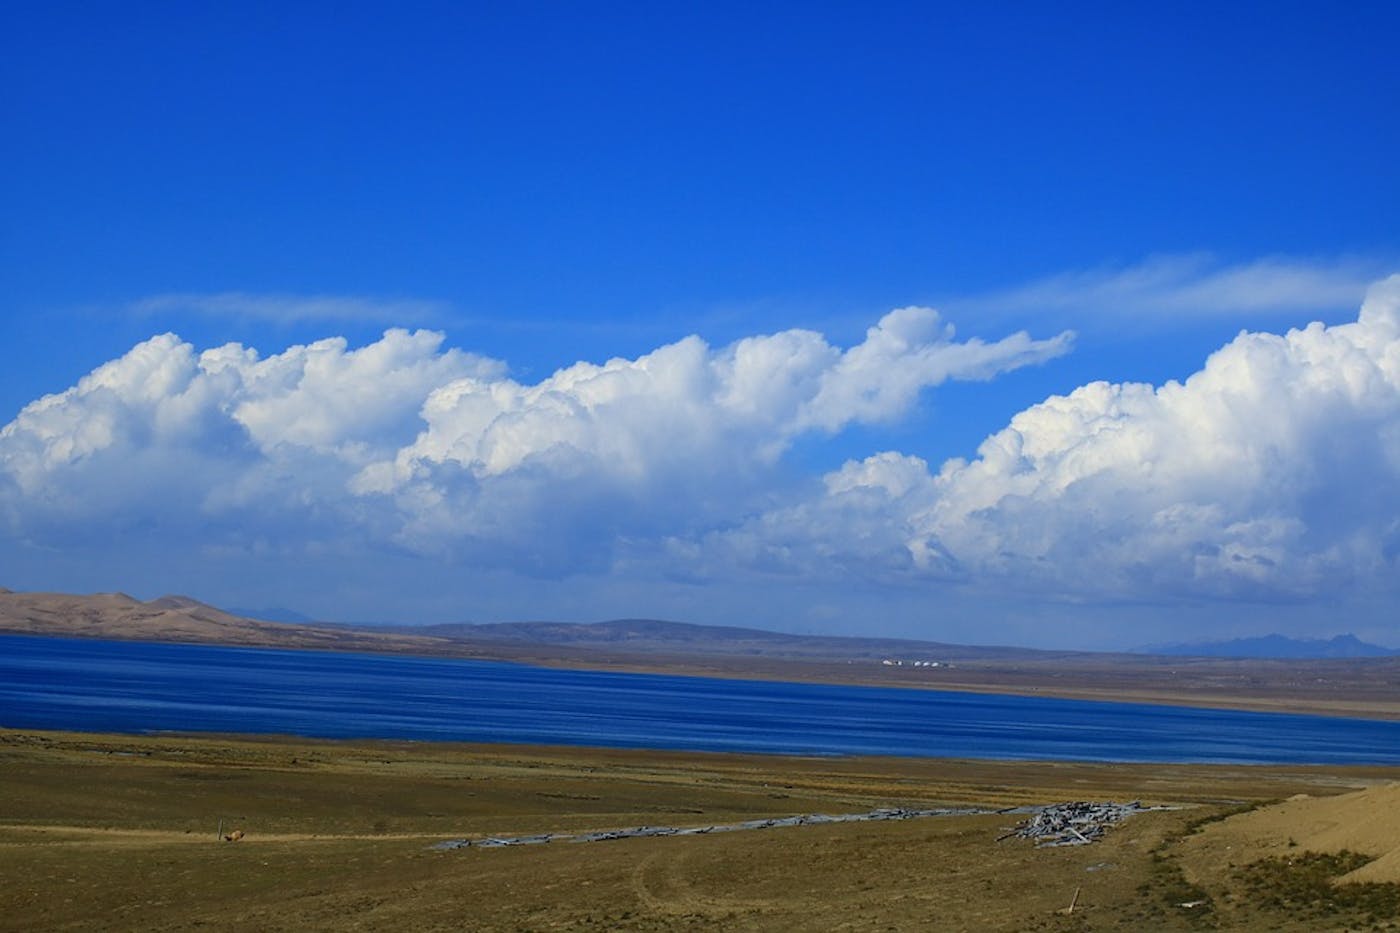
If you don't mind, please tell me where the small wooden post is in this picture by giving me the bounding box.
[217,818,223,842]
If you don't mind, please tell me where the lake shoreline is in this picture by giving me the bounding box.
[518,653,1400,723]
[6,634,1400,765]
[6,626,1400,723]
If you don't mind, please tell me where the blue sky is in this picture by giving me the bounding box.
[3,2,1399,648]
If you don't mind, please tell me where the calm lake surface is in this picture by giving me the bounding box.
[3,634,1399,765]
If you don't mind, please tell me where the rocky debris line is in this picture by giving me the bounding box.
[434,806,991,850]
[1000,801,1150,847]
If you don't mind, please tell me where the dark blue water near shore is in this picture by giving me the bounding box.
[3,634,1398,764]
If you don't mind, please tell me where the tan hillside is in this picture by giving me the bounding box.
[1180,782,1400,885]
[0,589,455,655]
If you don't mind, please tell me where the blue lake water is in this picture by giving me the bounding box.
[2,634,1399,765]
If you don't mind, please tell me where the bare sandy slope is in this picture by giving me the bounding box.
[0,588,462,655]
[1180,782,1400,884]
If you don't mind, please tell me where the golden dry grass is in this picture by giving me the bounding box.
[5,729,1400,930]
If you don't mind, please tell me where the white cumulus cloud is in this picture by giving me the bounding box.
[6,276,1400,632]
[0,309,1069,571]
[715,276,1400,603]
[0,329,499,534]
[349,308,1070,563]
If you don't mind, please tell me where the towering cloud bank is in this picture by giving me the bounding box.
[0,308,1068,570]
[726,276,1400,602]
[0,329,498,538]
[346,309,1070,562]
[4,279,1398,613]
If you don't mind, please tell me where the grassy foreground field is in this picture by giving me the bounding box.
[3,729,1399,931]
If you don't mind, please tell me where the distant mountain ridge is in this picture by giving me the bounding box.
[1142,633,1398,659]
[226,606,317,624]
[8,588,1397,665]
[0,589,1076,662]
[410,618,1076,662]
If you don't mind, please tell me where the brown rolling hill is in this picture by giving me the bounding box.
[0,588,461,656]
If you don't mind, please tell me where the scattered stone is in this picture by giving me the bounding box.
[1000,801,1149,847]
[433,805,988,850]
[435,802,1154,851]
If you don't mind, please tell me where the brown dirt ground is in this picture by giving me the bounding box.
[4,729,1400,931]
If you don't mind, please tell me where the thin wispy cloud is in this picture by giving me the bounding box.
[129,292,451,327]
[948,255,1389,325]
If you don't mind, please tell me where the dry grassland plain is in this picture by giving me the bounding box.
[4,729,1400,931]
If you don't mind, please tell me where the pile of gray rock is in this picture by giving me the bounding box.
[1001,800,1148,847]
